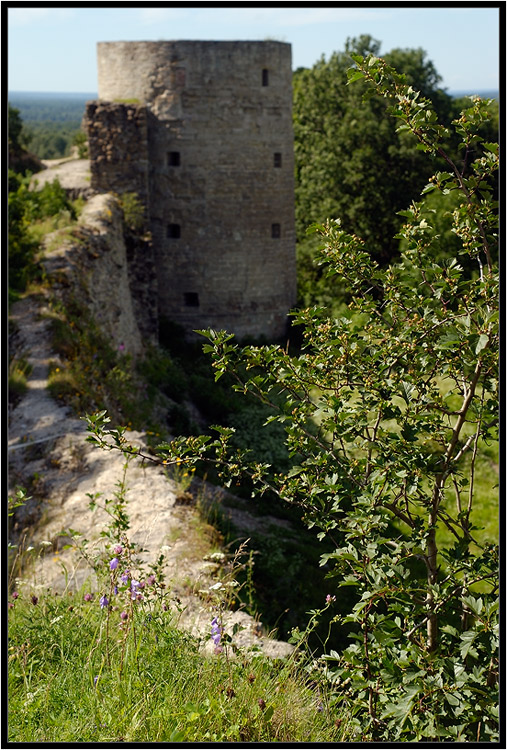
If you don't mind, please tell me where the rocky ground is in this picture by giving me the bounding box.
[8,157,293,659]
[31,154,95,199]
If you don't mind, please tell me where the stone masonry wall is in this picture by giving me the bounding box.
[90,41,297,341]
[86,101,150,215]
[42,194,157,357]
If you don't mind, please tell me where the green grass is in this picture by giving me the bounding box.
[44,298,165,433]
[7,586,350,743]
[26,209,79,246]
[439,441,499,545]
[8,357,33,406]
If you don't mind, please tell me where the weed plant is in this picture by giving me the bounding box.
[8,449,349,744]
[45,296,159,431]
[8,172,81,298]
[7,585,349,742]
[8,358,33,407]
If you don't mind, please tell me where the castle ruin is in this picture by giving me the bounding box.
[85,41,297,340]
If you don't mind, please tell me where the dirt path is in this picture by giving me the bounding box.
[31,156,93,196]
[9,294,81,453]
[8,290,293,658]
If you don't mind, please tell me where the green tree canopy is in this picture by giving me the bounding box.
[292,36,496,311]
[8,104,44,175]
[8,105,24,152]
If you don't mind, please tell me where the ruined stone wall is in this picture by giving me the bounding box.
[42,194,157,357]
[92,41,297,341]
[85,101,150,213]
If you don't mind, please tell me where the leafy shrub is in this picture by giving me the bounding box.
[72,130,88,158]
[119,192,145,232]
[8,171,77,294]
[46,299,140,426]
[168,403,195,436]
[228,404,292,473]
[168,56,499,742]
[137,347,188,402]
[32,178,76,221]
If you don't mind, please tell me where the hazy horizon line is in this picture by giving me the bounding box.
[9,87,500,98]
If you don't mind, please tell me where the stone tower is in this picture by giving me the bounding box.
[86,41,297,340]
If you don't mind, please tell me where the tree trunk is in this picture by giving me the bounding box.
[426,524,438,652]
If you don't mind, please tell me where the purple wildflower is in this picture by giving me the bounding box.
[120,570,130,585]
[211,616,222,647]
[113,544,123,555]
[12,591,19,600]
[130,580,141,599]
[99,595,109,609]
[146,575,156,586]
[109,557,119,571]
[120,611,128,621]
[84,593,93,602]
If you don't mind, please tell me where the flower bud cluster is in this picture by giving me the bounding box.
[97,541,159,619]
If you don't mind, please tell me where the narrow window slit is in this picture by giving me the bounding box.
[167,223,181,238]
[184,292,199,307]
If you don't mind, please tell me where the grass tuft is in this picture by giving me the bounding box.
[8,583,349,742]
[8,357,33,407]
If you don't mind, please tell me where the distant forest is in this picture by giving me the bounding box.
[9,84,498,162]
[8,92,95,160]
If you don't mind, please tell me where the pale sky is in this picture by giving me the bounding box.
[6,3,502,94]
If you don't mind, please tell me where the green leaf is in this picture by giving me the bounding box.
[460,630,479,659]
[442,624,459,637]
[483,142,498,154]
[347,70,365,83]
[169,729,186,742]
[462,596,484,616]
[400,381,415,404]
[475,333,489,354]
[381,685,421,721]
